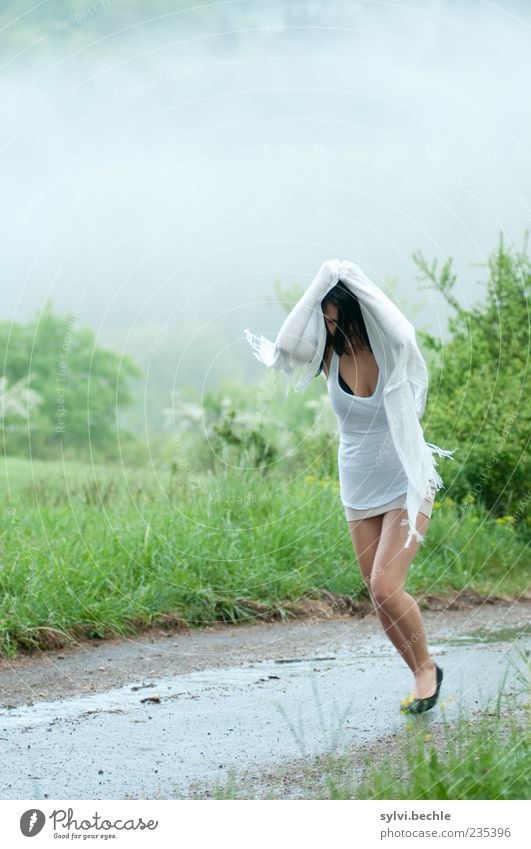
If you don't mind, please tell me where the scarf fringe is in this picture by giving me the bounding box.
[426,441,456,460]
[244,329,277,367]
[426,441,457,494]
[401,521,426,549]
[400,441,457,548]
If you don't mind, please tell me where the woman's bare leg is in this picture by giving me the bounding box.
[348,515,419,673]
[370,509,437,700]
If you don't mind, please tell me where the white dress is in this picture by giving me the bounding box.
[326,349,412,511]
[245,259,455,546]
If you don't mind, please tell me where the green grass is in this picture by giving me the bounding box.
[0,456,529,657]
[354,713,529,800]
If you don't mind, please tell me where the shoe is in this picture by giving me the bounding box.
[400,663,443,715]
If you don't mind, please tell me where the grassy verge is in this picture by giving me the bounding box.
[0,457,529,657]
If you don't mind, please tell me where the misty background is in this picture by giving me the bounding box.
[2,0,530,437]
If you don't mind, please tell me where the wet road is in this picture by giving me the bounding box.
[0,605,529,799]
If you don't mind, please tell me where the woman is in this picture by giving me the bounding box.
[319,281,443,715]
[245,259,453,714]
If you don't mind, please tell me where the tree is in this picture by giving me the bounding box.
[0,375,41,421]
[0,303,142,459]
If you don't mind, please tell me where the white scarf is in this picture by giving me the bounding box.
[244,258,456,549]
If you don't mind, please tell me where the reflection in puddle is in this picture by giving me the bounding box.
[441,626,530,646]
[0,628,528,730]
[0,652,388,728]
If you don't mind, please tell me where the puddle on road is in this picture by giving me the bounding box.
[440,626,531,646]
[0,650,392,728]
[0,626,527,730]
[274,656,337,664]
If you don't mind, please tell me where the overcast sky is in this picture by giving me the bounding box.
[1,0,529,392]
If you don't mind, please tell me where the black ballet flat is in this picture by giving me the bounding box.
[400,663,443,715]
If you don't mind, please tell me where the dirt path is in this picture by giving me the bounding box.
[0,598,529,799]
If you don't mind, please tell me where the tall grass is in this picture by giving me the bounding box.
[0,457,529,657]
[353,707,529,800]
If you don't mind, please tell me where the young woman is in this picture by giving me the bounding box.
[319,281,443,715]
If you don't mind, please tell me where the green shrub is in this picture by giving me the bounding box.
[414,233,530,528]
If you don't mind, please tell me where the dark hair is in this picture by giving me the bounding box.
[316,280,372,376]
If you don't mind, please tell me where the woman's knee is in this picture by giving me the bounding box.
[369,576,403,609]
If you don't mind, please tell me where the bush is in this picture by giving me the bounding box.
[0,302,141,460]
[414,232,530,528]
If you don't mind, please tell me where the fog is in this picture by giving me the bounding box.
[1,0,530,416]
